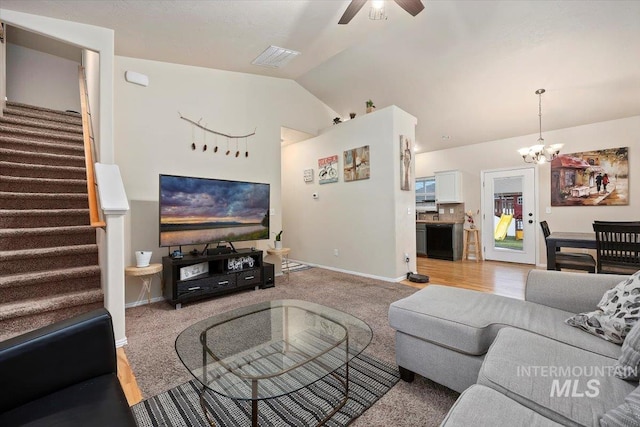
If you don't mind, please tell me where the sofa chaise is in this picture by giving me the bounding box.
[389,269,640,426]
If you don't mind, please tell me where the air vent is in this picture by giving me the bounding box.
[251,45,301,68]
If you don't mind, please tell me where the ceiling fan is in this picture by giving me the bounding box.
[338,0,425,24]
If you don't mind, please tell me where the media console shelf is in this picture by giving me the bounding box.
[163,248,264,309]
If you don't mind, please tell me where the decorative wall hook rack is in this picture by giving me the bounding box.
[178,112,256,139]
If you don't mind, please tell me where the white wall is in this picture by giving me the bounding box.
[6,43,80,111]
[113,56,337,305]
[416,116,640,264]
[282,106,417,281]
[0,29,6,113]
[82,49,100,154]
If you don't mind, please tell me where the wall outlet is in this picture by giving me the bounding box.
[449,208,455,214]
[334,249,339,257]
[269,208,275,216]
[545,207,551,214]
[404,253,410,263]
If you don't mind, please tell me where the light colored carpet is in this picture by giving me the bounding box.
[125,267,458,426]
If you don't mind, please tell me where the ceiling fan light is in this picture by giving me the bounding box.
[372,0,385,10]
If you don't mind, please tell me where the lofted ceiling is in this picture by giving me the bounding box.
[2,0,639,153]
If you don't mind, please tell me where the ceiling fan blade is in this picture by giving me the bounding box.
[338,0,367,24]
[393,0,425,17]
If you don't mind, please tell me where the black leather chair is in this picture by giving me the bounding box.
[540,221,596,273]
[0,309,136,427]
[593,221,640,274]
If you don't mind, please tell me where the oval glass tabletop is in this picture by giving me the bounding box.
[175,299,372,401]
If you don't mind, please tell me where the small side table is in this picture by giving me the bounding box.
[463,229,482,262]
[266,248,291,281]
[125,263,163,305]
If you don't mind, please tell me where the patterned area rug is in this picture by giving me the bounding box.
[132,353,399,427]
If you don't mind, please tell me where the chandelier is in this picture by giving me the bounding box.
[518,89,563,164]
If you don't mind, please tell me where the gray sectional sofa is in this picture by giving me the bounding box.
[388,270,639,426]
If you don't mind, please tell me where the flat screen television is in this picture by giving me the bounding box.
[159,174,270,247]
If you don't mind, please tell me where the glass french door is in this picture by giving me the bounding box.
[482,167,537,264]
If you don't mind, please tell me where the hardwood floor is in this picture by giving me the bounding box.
[117,257,536,406]
[117,347,143,405]
[404,256,536,300]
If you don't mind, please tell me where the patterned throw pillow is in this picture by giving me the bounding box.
[566,271,640,345]
[615,319,640,380]
[600,384,640,426]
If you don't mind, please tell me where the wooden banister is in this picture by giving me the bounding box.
[78,66,106,228]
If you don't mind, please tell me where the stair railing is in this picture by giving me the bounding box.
[78,66,106,228]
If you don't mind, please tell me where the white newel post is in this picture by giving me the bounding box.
[95,164,130,346]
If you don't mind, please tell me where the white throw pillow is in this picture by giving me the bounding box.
[566,271,640,345]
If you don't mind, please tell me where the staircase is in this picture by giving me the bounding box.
[0,101,103,341]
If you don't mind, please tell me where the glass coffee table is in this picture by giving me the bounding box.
[175,300,372,426]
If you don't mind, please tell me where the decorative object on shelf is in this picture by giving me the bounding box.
[333,117,342,125]
[550,146,629,207]
[344,145,370,182]
[400,135,412,191]
[275,230,283,249]
[227,256,255,271]
[465,210,479,229]
[349,112,356,119]
[135,251,152,268]
[518,89,563,164]
[303,168,314,183]
[318,155,339,184]
[179,261,209,280]
[366,99,376,114]
[178,112,256,157]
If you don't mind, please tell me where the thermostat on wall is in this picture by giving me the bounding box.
[303,169,314,182]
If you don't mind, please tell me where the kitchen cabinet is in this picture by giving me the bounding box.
[435,170,463,203]
[416,223,427,256]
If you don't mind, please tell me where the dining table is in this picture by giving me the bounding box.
[545,232,597,270]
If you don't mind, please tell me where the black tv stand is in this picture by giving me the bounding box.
[163,249,265,309]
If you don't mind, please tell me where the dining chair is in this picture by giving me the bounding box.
[592,221,640,274]
[539,221,596,273]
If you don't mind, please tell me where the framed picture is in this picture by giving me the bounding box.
[551,147,629,206]
[344,145,370,182]
[318,155,338,184]
[400,135,412,191]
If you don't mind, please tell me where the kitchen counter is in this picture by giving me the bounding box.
[416,219,465,224]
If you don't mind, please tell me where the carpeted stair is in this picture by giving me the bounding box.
[0,101,103,341]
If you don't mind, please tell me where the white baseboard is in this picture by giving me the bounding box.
[116,337,128,348]
[288,259,404,283]
[125,296,165,308]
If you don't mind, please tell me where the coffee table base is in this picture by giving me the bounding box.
[198,366,349,427]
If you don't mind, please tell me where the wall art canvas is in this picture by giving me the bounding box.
[344,145,370,182]
[318,155,338,184]
[551,147,629,206]
[400,135,412,191]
